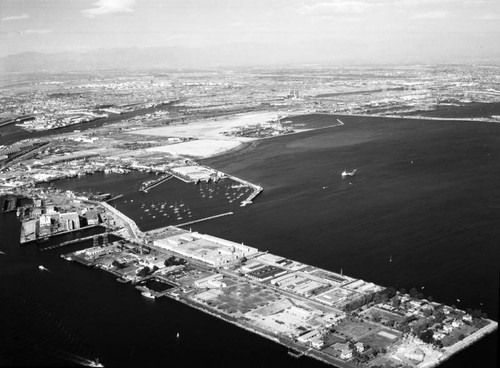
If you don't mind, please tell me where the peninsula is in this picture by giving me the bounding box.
[59,201,497,368]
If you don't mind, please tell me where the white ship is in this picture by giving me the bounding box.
[141,291,155,299]
[341,169,357,177]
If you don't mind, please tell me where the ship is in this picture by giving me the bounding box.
[141,291,156,299]
[341,169,357,177]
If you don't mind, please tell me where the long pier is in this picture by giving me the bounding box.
[176,212,234,227]
[106,194,123,203]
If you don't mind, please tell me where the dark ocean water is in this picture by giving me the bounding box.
[1,114,498,367]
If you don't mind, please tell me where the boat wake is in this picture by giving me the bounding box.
[55,351,104,367]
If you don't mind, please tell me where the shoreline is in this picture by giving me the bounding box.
[439,320,498,364]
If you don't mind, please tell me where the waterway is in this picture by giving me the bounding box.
[0,113,498,367]
[0,103,181,146]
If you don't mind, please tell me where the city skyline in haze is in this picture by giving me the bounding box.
[1,0,500,64]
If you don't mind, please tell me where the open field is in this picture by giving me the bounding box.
[146,139,242,158]
[335,320,379,339]
[132,111,281,140]
[208,281,280,315]
[359,329,401,349]
[364,306,406,324]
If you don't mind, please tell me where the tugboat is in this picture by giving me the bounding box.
[341,168,357,177]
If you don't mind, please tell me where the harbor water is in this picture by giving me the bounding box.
[1,114,498,367]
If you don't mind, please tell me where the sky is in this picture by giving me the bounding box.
[0,0,499,62]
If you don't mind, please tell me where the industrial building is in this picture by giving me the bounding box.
[153,231,258,267]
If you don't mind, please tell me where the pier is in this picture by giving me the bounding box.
[176,212,234,227]
[106,194,123,203]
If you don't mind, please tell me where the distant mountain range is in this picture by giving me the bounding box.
[1,41,499,73]
[0,44,320,73]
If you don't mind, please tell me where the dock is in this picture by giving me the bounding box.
[140,174,173,192]
[40,232,110,251]
[20,224,99,245]
[225,174,263,206]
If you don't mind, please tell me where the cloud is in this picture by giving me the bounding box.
[82,0,136,18]
[412,11,449,19]
[2,14,29,22]
[477,13,500,20]
[23,29,54,35]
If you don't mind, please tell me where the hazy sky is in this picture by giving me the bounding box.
[1,0,499,61]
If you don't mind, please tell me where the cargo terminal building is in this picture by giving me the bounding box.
[153,231,259,267]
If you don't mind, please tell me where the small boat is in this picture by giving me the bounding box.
[176,332,180,339]
[38,265,48,271]
[0,250,6,255]
[341,169,357,177]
